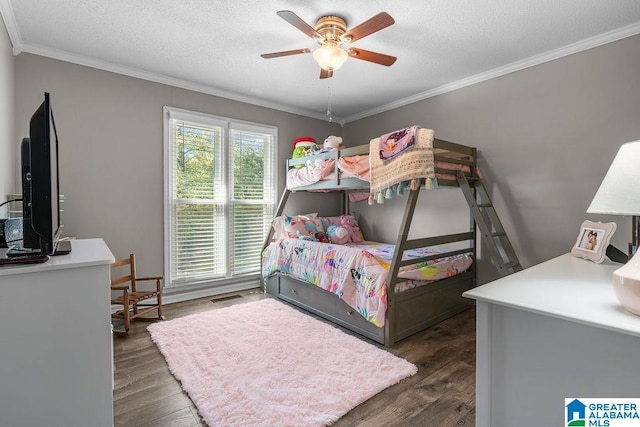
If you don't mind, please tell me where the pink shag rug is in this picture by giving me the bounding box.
[148,298,417,427]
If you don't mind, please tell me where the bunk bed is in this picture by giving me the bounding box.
[262,127,479,346]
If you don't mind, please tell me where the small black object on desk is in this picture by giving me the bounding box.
[606,244,629,264]
[0,248,49,266]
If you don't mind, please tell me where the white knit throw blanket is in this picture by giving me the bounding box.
[369,128,436,198]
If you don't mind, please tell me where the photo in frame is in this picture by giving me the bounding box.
[571,220,617,263]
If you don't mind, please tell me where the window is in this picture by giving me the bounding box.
[163,107,276,288]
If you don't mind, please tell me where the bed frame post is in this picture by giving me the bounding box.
[341,191,349,215]
[262,188,291,252]
[384,188,421,346]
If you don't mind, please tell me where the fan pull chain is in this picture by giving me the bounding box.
[326,80,333,123]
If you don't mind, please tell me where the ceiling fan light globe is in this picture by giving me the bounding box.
[313,46,348,71]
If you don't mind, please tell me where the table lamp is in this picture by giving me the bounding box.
[587,140,640,315]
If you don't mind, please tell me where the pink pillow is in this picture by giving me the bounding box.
[282,215,326,242]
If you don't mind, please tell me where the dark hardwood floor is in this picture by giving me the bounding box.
[113,289,476,427]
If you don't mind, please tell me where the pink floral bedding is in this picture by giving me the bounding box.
[349,242,473,291]
[262,239,473,326]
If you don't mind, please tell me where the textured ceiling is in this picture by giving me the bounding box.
[2,0,640,122]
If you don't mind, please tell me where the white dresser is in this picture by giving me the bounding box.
[464,253,640,426]
[0,238,114,427]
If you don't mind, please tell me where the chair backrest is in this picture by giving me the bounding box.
[111,254,137,290]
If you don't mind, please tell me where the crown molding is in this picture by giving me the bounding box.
[17,40,345,123]
[0,0,23,54]
[343,21,640,123]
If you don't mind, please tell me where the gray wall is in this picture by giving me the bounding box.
[13,54,341,277]
[0,18,14,216]
[345,34,640,284]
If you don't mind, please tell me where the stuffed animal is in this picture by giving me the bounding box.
[323,135,343,151]
[292,136,317,169]
[309,143,322,155]
[326,225,349,244]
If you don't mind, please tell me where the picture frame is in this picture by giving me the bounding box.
[571,220,617,263]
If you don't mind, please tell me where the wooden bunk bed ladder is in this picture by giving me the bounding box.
[456,170,522,277]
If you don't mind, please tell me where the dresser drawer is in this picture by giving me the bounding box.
[274,275,384,342]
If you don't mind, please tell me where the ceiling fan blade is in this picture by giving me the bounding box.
[277,10,322,39]
[320,68,333,79]
[348,48,396,66]
[343,12,394,43]
[261,48,312,59]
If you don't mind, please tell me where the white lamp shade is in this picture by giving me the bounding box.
[312,46,348,71]
[587,140,640,215]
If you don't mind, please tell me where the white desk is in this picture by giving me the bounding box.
[464,253,640,426]
[0,239,114,427]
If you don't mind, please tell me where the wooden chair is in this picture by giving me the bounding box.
[110,254,164,335]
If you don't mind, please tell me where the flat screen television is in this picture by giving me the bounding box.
[8,92,66,257]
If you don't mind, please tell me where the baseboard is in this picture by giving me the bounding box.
[110,280,262,313]
[162,281,261,305]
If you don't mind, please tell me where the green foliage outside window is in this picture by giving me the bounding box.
[168,116,274,285]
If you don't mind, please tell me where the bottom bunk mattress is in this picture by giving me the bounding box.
[262,239,473,327]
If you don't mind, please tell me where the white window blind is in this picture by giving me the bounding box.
[163,107,276,287]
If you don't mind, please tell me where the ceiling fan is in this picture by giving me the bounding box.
[260,10,397,79]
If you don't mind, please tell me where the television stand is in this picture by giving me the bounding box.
[0,238,114,426]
